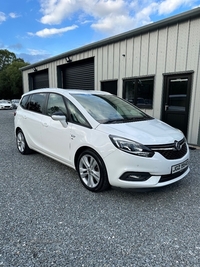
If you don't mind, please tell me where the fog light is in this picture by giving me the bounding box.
[119,172,151,181]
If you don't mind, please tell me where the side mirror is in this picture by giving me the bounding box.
[51,112,68,128]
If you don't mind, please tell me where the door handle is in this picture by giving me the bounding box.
[165,104,168,111]
[43,122,48,127]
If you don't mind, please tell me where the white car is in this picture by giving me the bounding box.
[14,88,190,192]
[0,100,12,110]
[11,99,20,109]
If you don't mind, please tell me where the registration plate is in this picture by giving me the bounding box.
[172,160,188,174]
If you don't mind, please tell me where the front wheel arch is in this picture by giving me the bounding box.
[76,148,110,192]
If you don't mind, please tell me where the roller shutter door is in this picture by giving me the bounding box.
[62,58,94,90]
[33,70,49,89]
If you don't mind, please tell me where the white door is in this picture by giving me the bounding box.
[40,93,72,164]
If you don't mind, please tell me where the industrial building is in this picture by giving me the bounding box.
[21,8,200,146]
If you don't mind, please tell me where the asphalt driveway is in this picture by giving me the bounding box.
[0,110,200,267]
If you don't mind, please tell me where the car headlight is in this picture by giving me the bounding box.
[109,135,154,157]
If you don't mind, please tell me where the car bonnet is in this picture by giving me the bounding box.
[96,118,184,145]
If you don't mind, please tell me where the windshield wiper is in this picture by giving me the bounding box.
[127,117,150,122]
[103,116,152,124]
[103,118,125,124]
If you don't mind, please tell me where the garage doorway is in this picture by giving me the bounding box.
[60,57,94,90]
[162,74,192,137]
[29,69,49,90]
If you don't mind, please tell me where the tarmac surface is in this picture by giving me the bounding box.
[0,109,200,267]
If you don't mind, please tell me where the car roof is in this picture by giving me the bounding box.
[23,88,111,97]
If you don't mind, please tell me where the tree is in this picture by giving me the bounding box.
[0,49,16,71]
[0,50,29,99]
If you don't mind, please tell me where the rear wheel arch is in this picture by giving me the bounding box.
[16,128,33,155]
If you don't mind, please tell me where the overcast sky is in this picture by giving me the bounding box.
[0,0,200,63]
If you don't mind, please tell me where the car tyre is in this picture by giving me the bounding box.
[77,149,110,192]
[16,130,32,155]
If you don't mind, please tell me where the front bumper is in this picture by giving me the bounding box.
[104,147,190,189]
[0,106,12,110]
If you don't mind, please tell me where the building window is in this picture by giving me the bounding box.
[101,80,117,95]
[123,77,154,109]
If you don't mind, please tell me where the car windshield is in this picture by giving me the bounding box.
[71,93,152,124]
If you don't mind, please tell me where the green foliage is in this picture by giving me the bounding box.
[0,49,29,99]
[0,49,16,71]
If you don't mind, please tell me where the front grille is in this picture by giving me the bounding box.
[148,138,188,160]
[159,167,189,183]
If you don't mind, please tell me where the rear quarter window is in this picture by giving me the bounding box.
[20,95,30,109]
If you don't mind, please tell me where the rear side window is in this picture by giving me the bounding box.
[27,93,46,114]
[20,95,30,109]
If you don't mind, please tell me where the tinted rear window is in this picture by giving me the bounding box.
[28,93,46,114]
[20,95,30,109]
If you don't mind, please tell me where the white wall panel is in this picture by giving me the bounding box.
[113,43,119,79]
[188,60,200,144]
[48,64,54,87]
[113,42,120,80]
[184,18,200,144]
[186,18,200,70]
[132,36,141,76]
[148,31,158,74]
[125,38,134,77]
[154,28,168,118]
[119,40,127,77]
[175,21,190,71]
[156,28,168,74]
[165,25,178,72]
[89,50,98,90]
[140,33,149,75]
[117,40,126,95]
[23,70,29,93]
[107,44,114,79]
[102,46,109,80]
[96,47,103,89]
